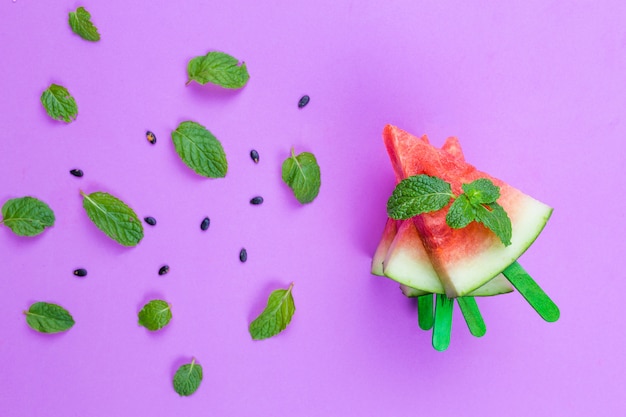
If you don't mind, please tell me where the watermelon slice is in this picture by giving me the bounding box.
[383,125,553,298]
[372,134,513,296]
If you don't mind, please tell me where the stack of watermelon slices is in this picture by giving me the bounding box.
[372,125,559,350]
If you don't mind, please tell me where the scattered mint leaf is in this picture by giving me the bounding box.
[138,300,172,331]
[446,194,475,229]
[249,283,295,340]
[171,121,228,178]
[462,178,500,205]
[474,202,512,246]
[281,148,321,204]
[186,51,250,89]
[80,191,144,247]
[68,6,100,42]
[24,302,75,333]
[173,358,203,396]
[1,196,55,237]
[387,175,453,220]
[40,84,78,123]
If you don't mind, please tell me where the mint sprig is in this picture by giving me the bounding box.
[24,302,75,334]
[80,190,144,247]
[386,175,453,219]
[171,121,228,178]
[387,175,512,246]
[462,178,500,205]
[186,51,250,89]
[68,6,100,42]
[281,148,321,204]
[138,300,172,331]
[1,196,55,237]
[40,84,78,123]
[173,358,203,396]
[249,283,295,340]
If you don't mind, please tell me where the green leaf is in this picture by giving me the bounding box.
[40,84,78,123]
[173,358,203,396]
[474,202,512,246]
[1,196,55,237]
[138,300,172,331]
[186,51,250,88]
[249,283,295,340]
[24,302,75,333]
[446,194,475,229]
[281,149,321,204]
[68,6,100,42]
[387,175,453,220]
[81,191,144,247]
[171,121,228,178]
[462,178,500,205]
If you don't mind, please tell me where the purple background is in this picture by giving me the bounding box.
[1,1,625,416]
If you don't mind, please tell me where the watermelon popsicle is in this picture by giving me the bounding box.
[372,131,506,350]
[372,134,513,296]
[372,124,559,350]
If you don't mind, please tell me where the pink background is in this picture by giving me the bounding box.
[1,1,625,416]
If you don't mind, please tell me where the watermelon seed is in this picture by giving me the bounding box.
[69,169,83,177]
[158,265,169,276]
[144,216,157,226]
[239,248,247,263]
[250,149,259,163]
[250,196,264,205]
[298,95,310,108]
[146,130,157,145]
[73,268,87,277]
[200,217,210,231]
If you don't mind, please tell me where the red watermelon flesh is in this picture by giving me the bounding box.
[383,125,552,297]
[374,133,513,296]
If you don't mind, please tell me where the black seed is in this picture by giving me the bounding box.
[250,149,259,163]
[200,217,210,231]
[73,268,87,277]
[239,248,247,263]
[158,265,169,275]
[146,131,157,144]
[69,169,83,177]
[144,216,157,226]
[298,95,310,108]
[250,196,264,205]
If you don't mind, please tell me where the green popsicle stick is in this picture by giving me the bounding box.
[457,297,486,337]
[502,261,560,322]
[417,294,434,330]
[432,294,454,351]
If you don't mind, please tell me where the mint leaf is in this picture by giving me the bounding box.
[387,175,453,220]
[474,202,512,246]
[171,121,228,178]
[138,300,172,331]
[281,149,321,204]
[462,178,500,205]
[24,302,75,333]
[68,6,100,42]
[1,196,55,237]
[249,283,295,340]
[173,358,203,396]
[81,191,144,247]
[40,84,78,123]
[186,51,250,88]
[446,194,475,229]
